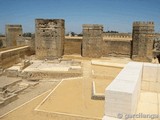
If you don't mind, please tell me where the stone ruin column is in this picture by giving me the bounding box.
[132,21,155,62]
[82,24,103,58]
[5,25,23,47]
[35,19,65,60]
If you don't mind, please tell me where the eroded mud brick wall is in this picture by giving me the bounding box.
[5,25,23,47]
[102,40,131,57]
[82,24,103,58]
[0,46,30,69]
[64,37,82,55]
[35,19,65,59]
[132,21,155,62]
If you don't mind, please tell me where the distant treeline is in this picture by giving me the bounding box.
[0,34,5,37]
[104,31,119,33]
[23,33,35,37]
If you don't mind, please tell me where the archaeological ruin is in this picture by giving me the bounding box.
[35,19,65,59]
[5,25,23,47]
[0,18,160,120]
[132,21,155,62]
[82,24,103,58]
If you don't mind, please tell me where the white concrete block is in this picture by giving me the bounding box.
[106,79,136,94]
[105,80,139,117]
[104,62,142,118]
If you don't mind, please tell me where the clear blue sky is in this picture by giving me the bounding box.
[0,0,160,34]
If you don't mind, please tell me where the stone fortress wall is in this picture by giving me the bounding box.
[0,19,160,65]
[64,36,82,55]
[64,32,132,58]
[82,24,104,58]
[102,40,131,57]
[5,25,23,47]
[103,33,132,38]
[132,21,155,62]
[35,19,65,59]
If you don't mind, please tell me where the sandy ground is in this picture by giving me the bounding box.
[92,65,122,93]
[0,56,129,120]
[0,90,50,120]
[38,79,104,118]
[36,61,121,118]
[0,80,60,116]
[1,55,159,120]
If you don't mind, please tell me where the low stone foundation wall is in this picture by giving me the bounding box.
[0,46,30,69]
[91,81,105,100]
[22,71,82,79]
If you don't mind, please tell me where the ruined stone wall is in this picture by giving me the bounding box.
[23,36,35,54]
[132,21,155,62]
[64,36,82,55]
[102,40,131,57]
[82,24,103,58]
[0,46,30,69]
[5,25,23,47]
[35,19,65,59]
[17,36,25,46]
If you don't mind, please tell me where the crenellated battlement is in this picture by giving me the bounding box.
[103,33,132,39]
[133,21,154,26]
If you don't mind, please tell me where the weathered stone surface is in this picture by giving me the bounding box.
[0,36,6,48]
[132,21,155,62]
[64,36,82,55]
[5,25,23,47]
[103,33,132,39]
[102,40,131,57]
[35,19,65,59]
[82,24,103,58]
[23,36,35,54]
[0,46,30,69]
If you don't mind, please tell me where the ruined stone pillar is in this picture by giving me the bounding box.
[132,21,155,62]
[5,25,23,47]
[35,19,65,60]
[82,24,103,58]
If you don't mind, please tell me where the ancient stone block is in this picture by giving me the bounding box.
[35,19,65,59]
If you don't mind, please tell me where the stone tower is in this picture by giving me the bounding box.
[5,25,23,47]
[82,24,103,58]
[35,19,65,60]
[132,21,155,62]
